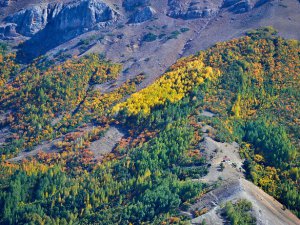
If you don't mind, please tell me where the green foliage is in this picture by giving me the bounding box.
[223,199,256,225]
[0,42,8,54]
[246,26,278,40]
[244,119,297,168]
[0,54,124,156]
[142,33,157,42]
[0,119,205,224]
[0,52,20,87]
[168,30,181,39]
[180,28,190,33]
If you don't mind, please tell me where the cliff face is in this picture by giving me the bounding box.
[3,0,117,37]
[0,0,269,39]
[6,4,51,36]
[51,0,116,31]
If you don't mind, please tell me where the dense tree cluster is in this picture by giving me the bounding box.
[244,120,296,168]
[222,199,256,225]
[0,118,206,224]
[112,58,217,115]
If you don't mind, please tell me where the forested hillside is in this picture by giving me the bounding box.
[0,27,299,224]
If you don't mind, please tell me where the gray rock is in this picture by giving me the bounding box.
[123,0,150,11]
[167,0,221,19]
[222,0,253,13]
[48,3,64,20]
[185,8,218,19]
[129,6,156,23]
[53,0,116,31]
[3,0,118,61]
[0,23,18,38]
[230,0,252,13]
[5,4,49,36]
[4,0,117,37]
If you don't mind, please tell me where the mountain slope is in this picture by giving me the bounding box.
[0,28,299,224]
[0,0,300,88]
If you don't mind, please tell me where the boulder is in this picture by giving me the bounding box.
[129,6,156,23]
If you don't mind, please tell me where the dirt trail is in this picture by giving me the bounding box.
[7,138,60,162]
[188,123,300,225]
[7,125,95,162]
[242,179,300,225]
[190,178,300,225]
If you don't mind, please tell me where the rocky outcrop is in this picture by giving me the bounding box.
[3,0,117,37]
[2,0,118,61]
[123,0,150,11]
[167,0,222,19]
[129,6,156,23]
[0,23,18,38]
[52,0,116,32]
[5,4,52,36]
[230,0,252,13]
[222,0,253,13]
[167,0,258,18]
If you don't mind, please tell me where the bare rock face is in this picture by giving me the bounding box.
[5,4,51,36]
[222,0,253,13]
[53,0,116,31]
[0,23,18,38]
[3,0,117,37]
[129,6,156,23]
[1,0,118,61]
[167,0,222,19]
[167,0,268,19]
